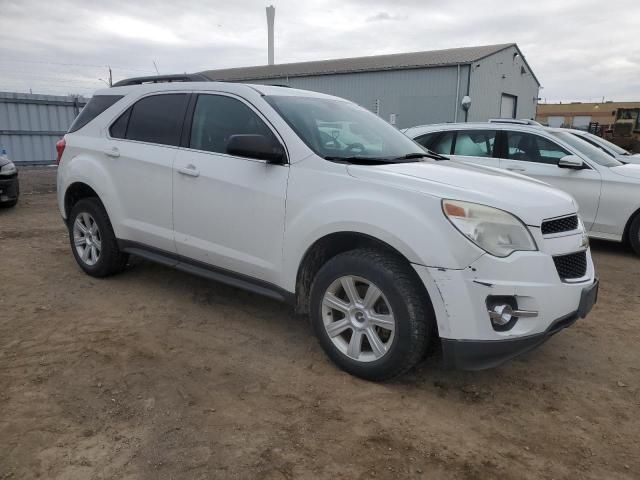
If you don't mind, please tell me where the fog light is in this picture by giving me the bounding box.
[489,304,514,326]
[486,295,538,332]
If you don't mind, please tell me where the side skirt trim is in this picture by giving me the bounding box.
[118,239,295,305]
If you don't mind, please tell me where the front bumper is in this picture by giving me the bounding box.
[0,174,19,203]
[413,244,597,370]
[441,278,598,370]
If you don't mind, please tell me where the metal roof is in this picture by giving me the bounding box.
[199,43,517,81]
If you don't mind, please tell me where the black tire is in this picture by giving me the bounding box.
[309,248,435,381]
[629,214,640,256]
[0,199,17,208]
[68,198,128,277]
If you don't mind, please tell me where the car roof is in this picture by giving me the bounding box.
[94,81,341,101]
[404,122,566,135]
[562,128,593,136]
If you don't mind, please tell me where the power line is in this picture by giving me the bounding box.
[0,58,156,73]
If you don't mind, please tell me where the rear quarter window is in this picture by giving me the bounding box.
[68,95,123,133]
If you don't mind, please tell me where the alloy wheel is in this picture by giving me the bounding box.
[321,275,396,362]
[73,212,101,266]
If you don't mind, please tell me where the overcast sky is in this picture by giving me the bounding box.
[0,0,638,101]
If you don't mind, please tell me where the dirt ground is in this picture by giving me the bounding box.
[1,167,638,480]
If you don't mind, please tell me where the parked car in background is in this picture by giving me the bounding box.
[0,146,19,207]
[404,122,640,255]
[564,128,640,164]
[57,79,597,379]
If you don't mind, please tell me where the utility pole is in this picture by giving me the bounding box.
[266,5,275,65]
[153,61,160,75]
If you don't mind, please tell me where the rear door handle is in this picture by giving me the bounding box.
[178,164,200,177]
[507,167,525,172]
[104,147,120,158]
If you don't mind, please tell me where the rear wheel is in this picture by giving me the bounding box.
[309,248,434,380]
[68,198,128,277]
[629,214,640,255]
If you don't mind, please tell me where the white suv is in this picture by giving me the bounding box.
[57,78,598,380]
[404,122,640,255]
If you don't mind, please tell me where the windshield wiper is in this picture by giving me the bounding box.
[324,156,397,164]
[396,151,449,161]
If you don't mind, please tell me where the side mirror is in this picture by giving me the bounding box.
[226,134,286,164]
[558,155,584,169]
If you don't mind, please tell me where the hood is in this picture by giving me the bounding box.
[347,160,577,226]
[610,163,640,179]
[619,154,640,165]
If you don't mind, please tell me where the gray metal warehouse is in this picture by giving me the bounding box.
[200,43,540,130]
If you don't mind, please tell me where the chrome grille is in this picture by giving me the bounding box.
[541,215,579,235]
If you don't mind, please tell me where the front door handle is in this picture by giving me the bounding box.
[178,164,200,177]
[507,167,525,172]
[104,147,120,158]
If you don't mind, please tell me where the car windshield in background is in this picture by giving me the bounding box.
[580,132,630,156]
[265,95,428,162]
[550,131,622,167]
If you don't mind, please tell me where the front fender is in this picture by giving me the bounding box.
[281,160,483,291]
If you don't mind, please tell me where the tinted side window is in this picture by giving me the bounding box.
[506,131,569,164]
[109,107,131,139]
[68,95,123,133]
[126,94,189,146]
[454,130,496,157]
[430,131,455,154]
[189,94,277,155]
[414,132,438,149]
[535,136,570,163]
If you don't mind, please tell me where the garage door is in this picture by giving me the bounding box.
[572,116,591,130]
[500,94,517,119]
[547,116,565,128]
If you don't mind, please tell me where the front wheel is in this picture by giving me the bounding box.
[309,248,435,381]
[629,214,640,256]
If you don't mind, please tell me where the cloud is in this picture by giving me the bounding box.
[96,15,185,45]
[0,0,638,101]
[366,12,408,22]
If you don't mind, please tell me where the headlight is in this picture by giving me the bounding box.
[442,199,537,257]
[0,162,17,176]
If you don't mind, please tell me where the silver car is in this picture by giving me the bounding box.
[563,128,640,165]
[404,121,640,255]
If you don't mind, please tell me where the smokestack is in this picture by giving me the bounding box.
[266,5,275,65]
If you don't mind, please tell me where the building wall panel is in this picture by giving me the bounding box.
[468,45,540,121]
[0,91,86,164]
[244,66,470,129]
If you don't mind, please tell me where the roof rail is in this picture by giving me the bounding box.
[112,73,210,87]
[488,118,543,126]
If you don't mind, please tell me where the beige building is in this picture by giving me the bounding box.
[536,101,640,131]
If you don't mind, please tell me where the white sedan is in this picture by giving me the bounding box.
[404,122,640,254]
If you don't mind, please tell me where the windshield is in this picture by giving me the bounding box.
[265,95,427,162]
[578,131,630,156]
[550,131,622,167]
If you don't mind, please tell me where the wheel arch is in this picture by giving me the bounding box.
[64,182,102,219]
[293,231,431,316]
[623,205,640,244]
